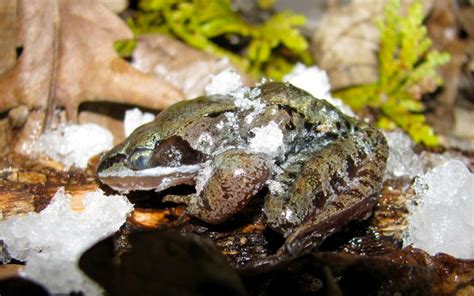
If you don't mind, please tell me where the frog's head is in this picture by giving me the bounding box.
[97,121,207,193]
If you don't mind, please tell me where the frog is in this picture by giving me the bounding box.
[97,82,388,256]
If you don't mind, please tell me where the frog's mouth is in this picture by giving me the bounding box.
[98,163,200,193]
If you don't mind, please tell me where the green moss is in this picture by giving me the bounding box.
[114,39,137,57]
[127,0,311,79]
[335,0,450,147]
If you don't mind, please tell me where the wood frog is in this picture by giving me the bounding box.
[97,82,388,255]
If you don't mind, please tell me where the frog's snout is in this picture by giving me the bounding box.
[97,151,126,175]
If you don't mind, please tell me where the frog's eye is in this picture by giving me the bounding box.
[127,149,154,171]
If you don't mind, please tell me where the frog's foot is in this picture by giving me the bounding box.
[282,193,380,256]
[266,126,388,256]
[164,150,270,224]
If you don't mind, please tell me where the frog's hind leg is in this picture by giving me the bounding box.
[265,126,388,256]
[164,150,270,224]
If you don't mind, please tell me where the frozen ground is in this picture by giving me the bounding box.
[403,160,474,259]
[31,123,114,169]
[0,188,133,295]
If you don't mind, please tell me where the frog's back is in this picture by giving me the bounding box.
[152,95,237,138]
[259,82,355,133]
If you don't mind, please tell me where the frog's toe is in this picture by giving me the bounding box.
[162,194,192,205]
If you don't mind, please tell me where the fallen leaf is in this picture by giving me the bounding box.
[0,277,49,296]
[0,0,17,74]
[77,34,253,144]
[312,0,384,90]
[312,0,432,90]
[0,0,184,126]
[132,34,252,99]
[79,230,247,296]
[425,0,474,134]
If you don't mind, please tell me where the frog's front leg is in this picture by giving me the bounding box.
[265,126,388,255]
[164,150,270,224]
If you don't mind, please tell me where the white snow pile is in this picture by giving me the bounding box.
[383,131,424,179]
[403,160,474,259]
[0,188,134,295]
[383,130,470,180]
[205,69,243,96]
[31,123,114,169]
[124,108,155,137]
[204,70,283,154]
[384,131,473,259]
[283,63,355,117]
[249,121,284,157]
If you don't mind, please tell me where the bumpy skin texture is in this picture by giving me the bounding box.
[164,150,269,223]
[97,82,389,255]
[258,83,389,255]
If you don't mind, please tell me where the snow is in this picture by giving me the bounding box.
[196,132,215,155]
[283,63,332,100]
[383,131,424,179]
[249,121,284,157]
[267,180,287,196]
[24,256,103,296]
[283,63,355,117]
[205,69,243,96]
[124,108,155,137]
[31,123,114,169]
[383,130,470,180]
[0,188,133,295]
[403,160,474,259]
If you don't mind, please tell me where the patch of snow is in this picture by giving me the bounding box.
[124,108,155,137]
[383,131,424,180]
[267,180,287,196]
[383,130,470,180]
[223,112,240,134]
[216,120,225,130]
[32,123,113,169]
[249,121,284,157]
[233,92,262,109]
[284,63,332,99]
[423,150,471,171]
[204,70,265,125]
[403,160,474,259]
[196,132,214,155]
[0,188,133,295]
[24,256,103,296]
[283,63,355,117]
[205,69,243,96]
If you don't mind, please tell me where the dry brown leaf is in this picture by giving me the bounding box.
[312,0,432,90]
[100,0,128,13]
[0,0,17,74]
[312,1,385,90]
[132,34,252,99]
[426,0,474,135]
[79,34,252,143]
[0,0,184,125]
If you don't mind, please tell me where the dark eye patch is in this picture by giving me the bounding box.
[98,153,126,172]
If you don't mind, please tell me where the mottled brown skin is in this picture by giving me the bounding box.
[97,82,388,255]
[163,150,269,223]
[266,126,388,255]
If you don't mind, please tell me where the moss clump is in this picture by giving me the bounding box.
[335,0,450,146]
[127,0,312,80]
